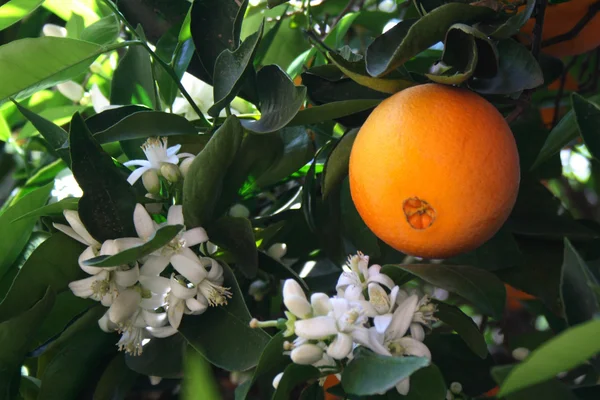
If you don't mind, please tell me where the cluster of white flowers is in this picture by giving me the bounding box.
[260,252,437,396]
[56,137,231,355]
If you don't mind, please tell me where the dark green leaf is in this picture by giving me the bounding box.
[85,105,150,133]
[209,22,264,117]
[69,112,137,242]
[81,15,120,45]
[299,382,325,400]
[402,364,447,400]
[498,319,600,397]
[322,129,357,200]
[288,99,381,127]
[0,233,85,322]
[341,347,429,396]
[189,0,248,84]
[207,216,258,278]
[488,0,536,39]
[492,365,577,400]
[384,264,506,319]
[561,239,600,327]
[0,37,105,103]
[179,262,270,371]
[365,4,494,77]
[83,224,183,267]
[111,26,157,109]
[0,0,44,31]
[328,52,414,94]
[0,287,55,396]
[183,116,244,228]
[572,93,600,161]
[258,251,307,290]
[340,178,381,258]
[433,301,488,359]
[234,332,290,400]
[273,364,320,400]
[93,354,138,400]
[0,182,53,280]
[125,333,185,378]
[11,197,78,223]
[469,39,543,94]
[241,65,306,133]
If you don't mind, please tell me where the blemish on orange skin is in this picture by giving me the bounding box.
[403,197,436,230]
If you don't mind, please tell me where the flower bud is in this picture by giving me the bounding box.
[272,372,283,389]
[108,289,141,324]
[149,376,162,386]
[294,316,338,339]
[283,280,311,318]
[410,323,425,342]
[310,293,332,316]
[179,157,194,178]
[450,382,462,394]
[290,343,323,365]
[142,169,161,194]
[160,163,182,183]
[267,243,287,260]
[326,332,353,360]
[229,203,250,218]
[42,23,67,37]
[57,81,84,102]
[248,279,269,301]
[512,347,530,361]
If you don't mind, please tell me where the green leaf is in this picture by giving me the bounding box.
[93,354,138,400]
[0,0,44,31]
[235,332,290,400]
[365,3,494,77]
[0,233,85,322]
[179,8,192,42]
[323,12,360,49]
[83,224,183,267]
[189,0,248,84]
[69,112,137,242]
[492,365,577,400]
[469,39,543,94]
[383,264,506,319]
[402,364,447,400]
[340,178,381,258]
[207,216,258,278]
[0,287,55,396]
[341,347,429,396]
[0,37,104,103]
[328,51,414,94]
[561,239,600,327]
[258,251,307,289]
[572,93,600,161]
[179,262,270,371]
[182,348,222,400]
[125,333,185,378]
[273,364,321,400]
[488,0,536,39]
[241,65,306,134]
[498,319,600,396]
[18,105,86,139]
[209,21,264,117]
[433,300,488,359]
[0,182,53,280]
[322,129,357,200]
[267,0,288,8]
[0,113,9,142]
[183,116,244,228]
[288,99,381,127]
[11,197,78,223]
[111,26,157,109]
[81,15,120,45]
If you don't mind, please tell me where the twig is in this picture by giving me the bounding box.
[304,29,336,53]
[531,0,548,60]
[541,1,600,48]
[551,57,578,128]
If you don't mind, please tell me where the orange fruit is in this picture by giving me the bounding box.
[349,84,520,259]
[519,0,600,58]
[505,283,536,311]
[539,74,579,127]
[323,374,342,400]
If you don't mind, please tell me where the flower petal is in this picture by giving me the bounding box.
[294,316,338,339]
[284,295,312,319]
[395,378,410,395]
[149,324,178,338]
[78,246,100,274]
[126,166,150,185]
[310,293,332,316]
[374,314,393,334]
[134,203,156,240]
[108,289,141,324]
[140,255,170,276]
[186,296,208,315]
[182,227,208,246]
[114,237,145,252]
[171,254,207,284]
[396,337,432,359]
[283,279,307,301]
[142,310,168,328]
[386,294,418,340]
[367,327,391,356]
[114,265,140,287]
[167,297,185,329]
[53,223,86,245]
[410,323,425,342]
[170,276,198,299]
[167,205,184,226]
[166,144,182,156]
[64,210,100,247]
[326,332,353,360]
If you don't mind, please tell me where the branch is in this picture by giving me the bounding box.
[530,0,548,60]
[541,1,600,48]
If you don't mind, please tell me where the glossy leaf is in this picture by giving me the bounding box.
[273,364,321,400]
[383,264,506,319]
[0,233,85,322]
[288,99,380,127]
[18,105,85,140]
[83,224,183,267]
[69,112,138,242]
[241,65,306,134]
[322,129,356,200]
[125,334,185,378]
[111,26,157,109]
[433,301,488,359]
[492,365,577,400]
[572,93,600,161]
[341,347,429,396]
[489,0,536,39]
[560,239,600,327]
[209,22,263,117]
[402,364,447,400]
[207,216,258,278]
[340,179,381,258]
[425,24,479,85]
[93,354,138,400]
[0,37,104,103]
[183,116,244,228]
[0,0,44,31]
[498,319,600,396]
[80,15,120,45]
[0,182,53,280]
[179,262,270,371]
[365,3,493,77]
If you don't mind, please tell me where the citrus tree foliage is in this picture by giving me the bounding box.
[0,0,599,399]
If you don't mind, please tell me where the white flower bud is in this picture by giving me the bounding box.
[512,347,530,361]
[410,323,425,342]
[310,293,332,316]
[282,280,311,318]
[160,163,182,183]
[294,316,338,339]
[290,343,323,365]
[108,289,141,324]
[326,332,353,360]
[267,243,287,260]
[149,376,162,386]
[142,169,161,194]
[57,81,84,102]
[42,23,67,37]
[229,203,250,218]
[450,382,462,394]
[272,372,284,389]
[179,157,194,178]
[114,265,140,288]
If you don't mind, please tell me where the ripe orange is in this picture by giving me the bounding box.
[505,283,536,311]
[323,374,342,400]
[349,84,520,259]
[519,0,600,58]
